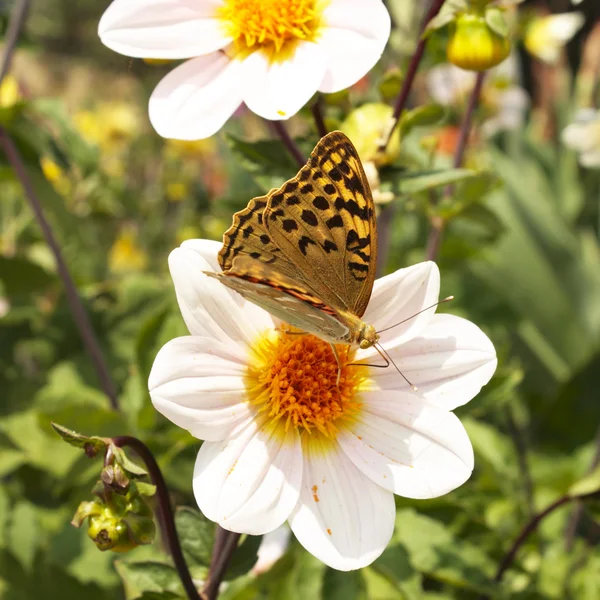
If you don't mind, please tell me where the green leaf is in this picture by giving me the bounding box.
[8,501,40,571]
[392,509,497,595]
[51,422,108,457]
[387,168,477,195]
[224,534,262,580]
[399,104,446,135]
[568,465,600,498]
[115,561,184,600]
[371,542,422,600]
[322,568,367,600]
[175,507,214,569]
[31,98,100,173]
[138,593,185,600]
[0,255,55,298]
[112,446,149,477]
[227,134,300,192]
[485,7,509,38]
[0,485,10,548]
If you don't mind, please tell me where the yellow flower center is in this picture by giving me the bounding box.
[217,0,326,58]
[246,329,369,439]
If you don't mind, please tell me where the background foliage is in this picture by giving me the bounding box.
[1,0,600,599]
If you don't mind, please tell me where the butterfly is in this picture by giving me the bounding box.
[205,131,379,351]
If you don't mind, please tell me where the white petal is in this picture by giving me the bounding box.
[288,435,395,571]
[361,262,440,350]
[318,0,391,93]
[149,336,253,441]
[370,314,497,411]
[580,151,600,168]
[98,0,231,58]
[546,12,584,43]
[194,420,302,535]
[242,43,327,120]
[252,525,291,575]
[339,392,473,499]
[180,238,222,272]
[149,54,244,140]
[427,64,471,105]
[168,245,274,343]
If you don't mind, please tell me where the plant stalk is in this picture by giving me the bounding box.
[425,70,485,261]
[269,121,305,168]
[113,436,201,600]
[0,128,120,409]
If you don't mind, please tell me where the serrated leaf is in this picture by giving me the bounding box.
[51,422,108,456]
[175,507,214,568]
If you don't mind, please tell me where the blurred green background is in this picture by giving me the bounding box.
[1,0,600,599]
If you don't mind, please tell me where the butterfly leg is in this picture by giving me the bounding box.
[329,343,342,388]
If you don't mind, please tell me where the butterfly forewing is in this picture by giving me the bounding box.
[263,131,377,318]
[212,131,377,345]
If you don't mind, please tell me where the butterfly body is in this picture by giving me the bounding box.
[206,131,378,350]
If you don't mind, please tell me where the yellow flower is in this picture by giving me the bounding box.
[0,75,21,107]
[40,157,72,196]
[75,102,141,149]
[447,12,511,71]
[166,181,189,202]
[109,228,148,273]
[164,137,216,161]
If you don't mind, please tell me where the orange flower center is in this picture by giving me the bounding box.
[246,329,369,439]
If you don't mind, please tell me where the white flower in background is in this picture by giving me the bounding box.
[562,109,600,168]
[149,240,497,570]
[98,0,391,140]
[428,56,529,137]
[524,12,584,64]
[252,525,292,575]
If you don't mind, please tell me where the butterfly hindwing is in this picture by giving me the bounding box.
[206,260,351,344]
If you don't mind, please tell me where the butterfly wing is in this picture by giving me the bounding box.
[206,258,351,344]
[213,131,376,342]
[263,131,377,318]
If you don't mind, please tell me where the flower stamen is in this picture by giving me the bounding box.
[217,0,325,57]
[246,329,369,439]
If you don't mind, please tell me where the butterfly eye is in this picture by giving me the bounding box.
[359,339,372,350]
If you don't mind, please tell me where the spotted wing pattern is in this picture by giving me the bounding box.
[211,131,376,342]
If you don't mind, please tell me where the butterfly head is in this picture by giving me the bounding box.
[358,323,379,350]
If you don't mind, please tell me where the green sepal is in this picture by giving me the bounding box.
[51,422,108,457]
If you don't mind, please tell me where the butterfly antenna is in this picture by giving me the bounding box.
[374,343,418,392]
[377,296,454,334]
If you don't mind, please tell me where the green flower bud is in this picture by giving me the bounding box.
[87,512,136,552]
[447,12,511,72]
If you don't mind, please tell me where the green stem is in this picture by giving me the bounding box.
[0,127,120,409]
[480,490,600,600]
[380,0,447,152]
[311,96,328,138]
[425,71,485,261]
[112,437,201,600]
[269,121,305,168]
